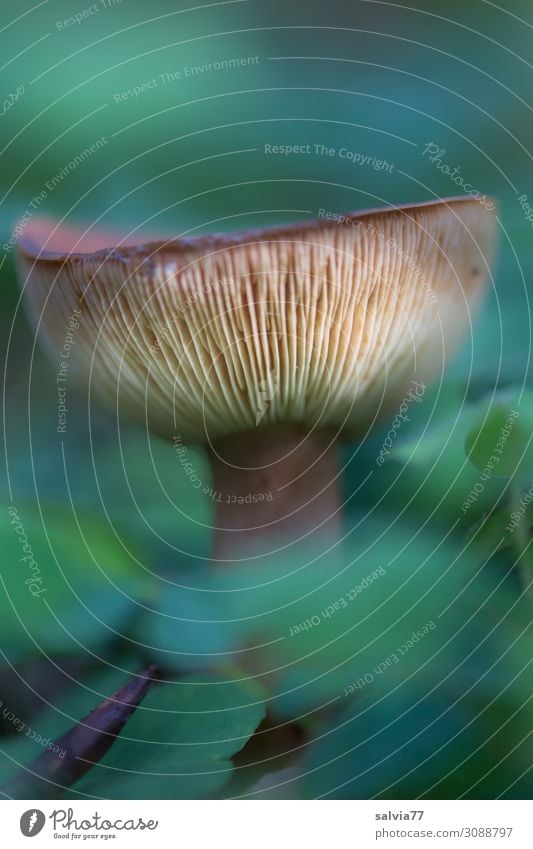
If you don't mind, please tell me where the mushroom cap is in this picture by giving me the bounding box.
[17,197,496,443]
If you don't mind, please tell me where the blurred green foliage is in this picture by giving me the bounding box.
[1,0,532,800]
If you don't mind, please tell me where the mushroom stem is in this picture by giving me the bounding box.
[208,424,342,561]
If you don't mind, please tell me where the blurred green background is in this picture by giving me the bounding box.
[1,0,532,800]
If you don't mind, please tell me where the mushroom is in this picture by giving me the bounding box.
[17,197,496,560]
